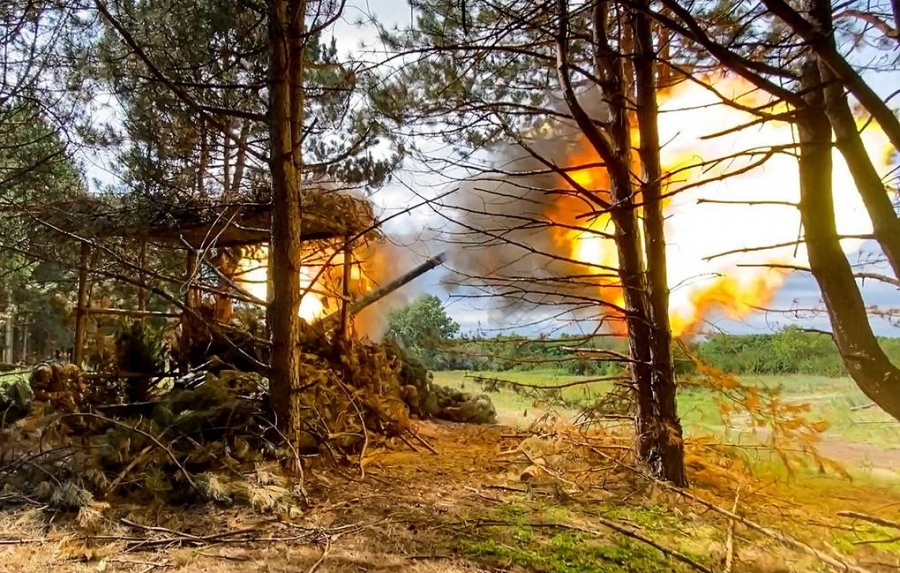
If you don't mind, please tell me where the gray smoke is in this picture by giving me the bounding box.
[434,95,623,329]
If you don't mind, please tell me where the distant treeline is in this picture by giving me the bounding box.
[421,326,900,378]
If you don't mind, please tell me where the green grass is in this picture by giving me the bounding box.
[432,370,615,429]
[458,501,700,573]
[433,370,900,447]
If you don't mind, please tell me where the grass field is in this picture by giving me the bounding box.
[432,370,900,452]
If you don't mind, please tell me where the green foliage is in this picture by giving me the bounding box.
[0,98,87,361]
[385,295,460,359]
[421,320,899,378]
[463,534,681,573]
[89,0,402,202]
[374,0,565,148]
[115,321,166,374]
[691,326,900,377]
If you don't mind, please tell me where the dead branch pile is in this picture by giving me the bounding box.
[0,369,296,511]
[0,325,495,512]
[384,341,496,425]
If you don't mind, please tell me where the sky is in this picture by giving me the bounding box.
[84,0,900,339]
[325,0,900,338]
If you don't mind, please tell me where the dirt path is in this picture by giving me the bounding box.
[4,421,900,573]
[0,422,520,573]
[814,436,900,473]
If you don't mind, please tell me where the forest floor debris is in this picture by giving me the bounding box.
[1,420,900,572]
[0,343,496,508]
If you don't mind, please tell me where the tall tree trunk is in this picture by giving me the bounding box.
[223,117,233,199]
[797,61,900,421]
[555,0,684,483]
[4,286,13,365]
[632,1,686,485]
[215,121,251,324]
[73,242,91,367]
[19,316,27,363]
[198,118,209,196]
[232,121,250,194]
[761,0,900,151]
[607,178,659,479]
[268,0,305,441]
[214,248,240,323]
[807,0,900,278]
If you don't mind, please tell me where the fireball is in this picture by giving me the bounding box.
[556,72,894,336]
[234,243,382,325]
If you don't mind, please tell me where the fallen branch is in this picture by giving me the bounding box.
[850,403,876,412]
[408,427,438,455]
[838,511,900,531]
[725,488,741,573]
[61,413,199,494]
[520,448,579,490]
[671,490,869,572]
[852,536,900,546]
[121,518,204,541]
[586,448,872,573]
[0,538,44,545]
[116,524,274,549]
[106,446,153,495]
[307,537,332,573]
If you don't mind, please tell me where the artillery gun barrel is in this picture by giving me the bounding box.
[321,251,447,328]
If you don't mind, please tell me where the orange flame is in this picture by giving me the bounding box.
[556,72,893,337]
[235,243,377,324]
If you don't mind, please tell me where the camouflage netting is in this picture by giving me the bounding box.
[382,340,496,425]
[0,325,495,510]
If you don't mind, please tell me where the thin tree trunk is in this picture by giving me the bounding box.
[19,317,27,363]
[797,61,900,421]
[223,117,233,198]
[73,242,91,367]
[231,121,250,194]
[893,0,900,34]
[268,0,306,442]
[215,120,251,324]
[656,6,676,88]
[215,116,237,323]
[137,241,147,313]
[4,286,13,364]
[179,249,199,373]
[288,0,305,175]
[198,119,209,196]
[632,0,686,485]
[214,248,240,323]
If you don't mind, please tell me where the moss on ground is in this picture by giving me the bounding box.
[457,501,703,573]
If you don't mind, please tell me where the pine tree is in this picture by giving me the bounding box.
[373,0,687,483]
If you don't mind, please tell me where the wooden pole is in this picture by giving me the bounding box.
[339,237,352,341]
[178,249,199,374]
[73,241,91,366]
[138,240,148,314]
[3,286,12,364]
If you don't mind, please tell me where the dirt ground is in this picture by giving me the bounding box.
[2,420,900,573]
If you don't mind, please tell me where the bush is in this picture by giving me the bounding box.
[411,325,900,379]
